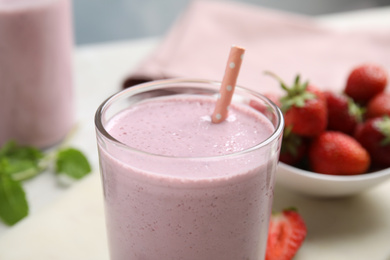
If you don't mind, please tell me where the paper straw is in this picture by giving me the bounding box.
[211,45,245,123]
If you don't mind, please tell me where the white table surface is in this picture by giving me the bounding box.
[1,6,390,260]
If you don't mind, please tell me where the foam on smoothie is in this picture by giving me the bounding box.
[106,96,273,158]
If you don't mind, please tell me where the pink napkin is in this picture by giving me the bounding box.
[123,0,390,95]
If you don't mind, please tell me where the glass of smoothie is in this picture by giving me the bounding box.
[0,0,74,148]
[95,78,284,260]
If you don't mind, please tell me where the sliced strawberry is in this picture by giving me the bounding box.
[366,92,390,119]
[266,208,307,260]
[324,91,364,135]
[344,64,388,105]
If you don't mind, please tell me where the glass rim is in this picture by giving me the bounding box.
[95,78,284,160]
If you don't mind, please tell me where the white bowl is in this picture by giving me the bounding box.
[276,162,390,198]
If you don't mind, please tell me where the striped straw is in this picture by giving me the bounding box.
[211,45,245,123]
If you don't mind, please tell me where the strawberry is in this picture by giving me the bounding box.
[354,116,390,168]
[266,72,327,137]
[279,126,308,166]
[309,131,370,175]
[366,92,390,119]
[324,91,364,135]
[344,64,388,105]
[266,208,307,260]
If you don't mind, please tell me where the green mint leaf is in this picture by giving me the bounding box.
[0,140,91,226]
[0,140,44,161]
[0,140,44,181]
[55,148,91,180]
[0,160,29,226]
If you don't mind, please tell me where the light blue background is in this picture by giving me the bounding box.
[72,0,389,45]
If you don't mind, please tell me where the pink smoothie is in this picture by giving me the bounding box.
[0,0,74,148]
[98,96,279,260]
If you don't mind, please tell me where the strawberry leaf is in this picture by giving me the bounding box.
[376,116,390,146]
[265,72,315,112]
[280,91,316,111]
[347,97,365,123]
